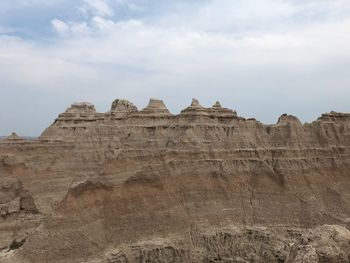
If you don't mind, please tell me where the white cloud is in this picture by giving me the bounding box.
[10,0,350,83]
[153,0,350,36]
[51,19,69,36]
[91,16,116,31]
[13,1,350,92]
[48,16,350,70]
[83,0,113,17]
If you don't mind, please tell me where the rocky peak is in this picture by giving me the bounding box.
[208,101,238,118]
[110,99,138,119]
[318,111,350,122]
[5,132,22,141]
[111,99,138,113]
[54,102,104,125]
[191,98,204,108]
[212,101,222,108]
[277,114,302,126]
[67,102,96,114]
[139,99,171,116]
[180,99,209,117]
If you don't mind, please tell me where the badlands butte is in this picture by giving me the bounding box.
[0,98,350,263]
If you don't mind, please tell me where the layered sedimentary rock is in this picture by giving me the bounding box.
[139,98,171,116]
[109,99,138,119]
[0,98,350,263]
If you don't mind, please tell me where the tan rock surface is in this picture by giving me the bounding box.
[0,99,350,263]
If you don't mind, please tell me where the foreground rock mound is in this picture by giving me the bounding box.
[0,98,350,263]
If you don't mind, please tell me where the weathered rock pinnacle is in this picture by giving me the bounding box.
[109,99,138,119]
[139,98,171,116]
[111,99,138,113]
[191,98,203,108]
[5,132,22,141]
[212,101,222,108]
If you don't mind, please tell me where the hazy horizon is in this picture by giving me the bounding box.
[1,0,350,136]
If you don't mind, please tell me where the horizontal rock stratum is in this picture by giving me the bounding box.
[0,99,350,263]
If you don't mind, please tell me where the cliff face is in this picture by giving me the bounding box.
[0,99,350,263]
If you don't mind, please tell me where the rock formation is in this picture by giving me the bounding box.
[181,98,209,116]
[0,98,350,263]
[109,99,138,119]
[144,98,169,111]
[3,133,24,143]
[139,98,171,116]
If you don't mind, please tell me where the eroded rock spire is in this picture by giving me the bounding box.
[191,98,203,108]
[212,101,222,108]
[111,99,138,113]
[6,132,22,141]
[140,98,171,116]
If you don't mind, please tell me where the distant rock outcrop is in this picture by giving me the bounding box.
[4,132,23,142]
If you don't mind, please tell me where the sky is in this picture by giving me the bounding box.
[0,0,350,136]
